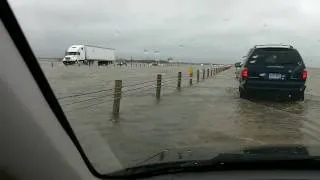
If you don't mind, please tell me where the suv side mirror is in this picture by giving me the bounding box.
[235,62,242,68]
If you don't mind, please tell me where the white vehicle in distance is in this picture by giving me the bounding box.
[62,45,115,65]
[149,62,159,66]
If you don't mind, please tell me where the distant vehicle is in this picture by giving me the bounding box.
[237,44,307,101]
[149,62,158,66]
[62,45,115,65]
[117,61,127,66]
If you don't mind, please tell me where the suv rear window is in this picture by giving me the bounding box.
[247,48,303,65]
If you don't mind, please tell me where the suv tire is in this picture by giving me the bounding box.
[292,91,304,101]
[239,88,248,99]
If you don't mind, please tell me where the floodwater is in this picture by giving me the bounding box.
[40,61,320,173]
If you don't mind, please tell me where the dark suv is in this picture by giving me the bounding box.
[237,45,307,101]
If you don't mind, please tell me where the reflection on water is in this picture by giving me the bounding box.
[253,100,307,115]
[235,99,304,145]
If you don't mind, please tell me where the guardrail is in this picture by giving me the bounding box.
[57,65,232,118]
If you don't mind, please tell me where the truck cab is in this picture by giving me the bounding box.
[62,45,85,65]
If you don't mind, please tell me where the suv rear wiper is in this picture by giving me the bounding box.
[107,148,320,178]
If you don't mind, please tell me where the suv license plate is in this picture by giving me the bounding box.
[269,73,282,80]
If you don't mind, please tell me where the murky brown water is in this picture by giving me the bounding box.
[40,61,320,173]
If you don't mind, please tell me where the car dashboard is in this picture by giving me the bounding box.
[143,170,320,180]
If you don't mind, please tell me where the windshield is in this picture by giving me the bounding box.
[8,0,320,177]
[65,52,79,55]
[248,48,303,65]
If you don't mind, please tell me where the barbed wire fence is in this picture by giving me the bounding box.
[56,65,232,117]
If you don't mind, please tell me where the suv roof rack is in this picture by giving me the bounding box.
[254,44,293,49]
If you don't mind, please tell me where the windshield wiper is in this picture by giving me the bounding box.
[107,146,320,178]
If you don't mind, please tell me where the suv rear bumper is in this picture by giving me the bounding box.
[240,79,306,92]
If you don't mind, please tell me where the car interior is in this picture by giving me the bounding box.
[1,0,320,179]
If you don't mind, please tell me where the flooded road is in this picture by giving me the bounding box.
[40,61,320,173]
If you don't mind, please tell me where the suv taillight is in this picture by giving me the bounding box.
[302,70,308,80]
[241,68,248,79]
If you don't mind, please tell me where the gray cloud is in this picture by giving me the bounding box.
[8,0,320,66]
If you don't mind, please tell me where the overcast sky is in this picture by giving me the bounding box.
[8,0,320,66]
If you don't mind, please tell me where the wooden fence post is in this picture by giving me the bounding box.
[197,69,200,83]
[113,80,122,117]
[202,69,205,80]
[156,74,162,99]
[177,72,182,90]
[177,72,181,90]
[207,68,209,78]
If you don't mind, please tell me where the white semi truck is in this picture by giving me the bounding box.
[62,45,115,65]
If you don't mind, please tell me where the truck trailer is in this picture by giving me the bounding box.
[62,45,115,65]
